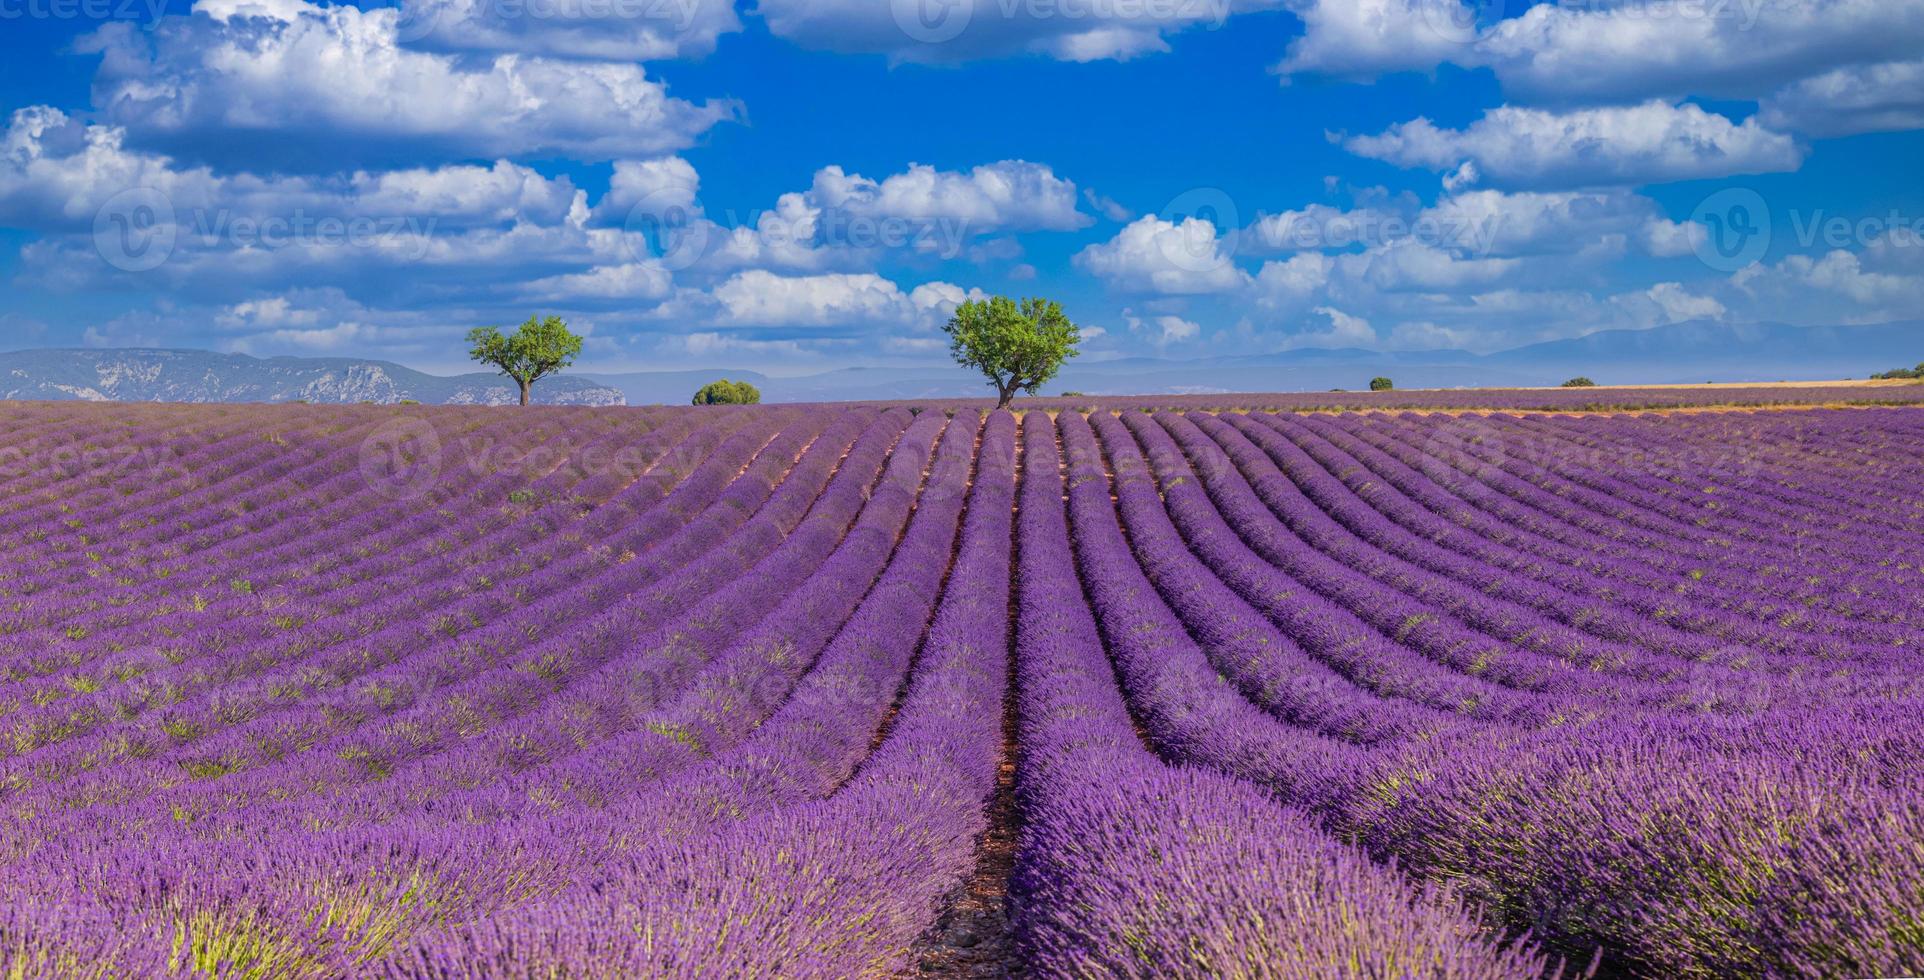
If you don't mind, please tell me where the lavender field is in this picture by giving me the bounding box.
[2,398,1921,978]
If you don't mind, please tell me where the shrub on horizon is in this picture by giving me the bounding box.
[692,379,762,405]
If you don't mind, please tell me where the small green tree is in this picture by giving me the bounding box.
[1562,376,1597,387]
[692,379,762,405]
[943,296,1081,410]
[1369,376,1394,392]
[467,315,584,407]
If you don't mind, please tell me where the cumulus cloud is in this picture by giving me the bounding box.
[1250,252,1333,310]
[0,106,612,300]
[1343,102,1804,189]
[1416,189,1670,256]
[590,157,702,225]
[1758,59,1924,137]
[1273,0,1481,79]
[1074,215,1250,294]
[1277,0,1924,117]
[757,0,1282,66]
[1126,311,1202,344]
[1735,248,1924,308]
[805,161,1090,233]
[597,159,1090,275]
[668,270,981,330]
[1616,281,1728,326]
[399,0,741,61]
[1282,306,1377,350]
[78,0,739,167]
[1333,239,1519,290]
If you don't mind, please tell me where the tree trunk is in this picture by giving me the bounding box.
[519,379,532,407]
[995,383,1014,410]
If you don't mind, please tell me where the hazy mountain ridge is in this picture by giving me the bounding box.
[0,349,625,406]
[3,320,1918,406]
[587,320,1924,404]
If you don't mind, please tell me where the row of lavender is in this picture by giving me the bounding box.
[863,381,1924,414]
[1,399,1919,976]
[1065,405,1924,977]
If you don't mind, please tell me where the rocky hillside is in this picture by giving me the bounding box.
[0,349,624,405]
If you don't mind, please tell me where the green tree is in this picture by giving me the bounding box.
[1562,376,1597,387]
[466,315,584,407]
[943,296,1081,410]
[1369,376,1394,392]
[692,379,762,405]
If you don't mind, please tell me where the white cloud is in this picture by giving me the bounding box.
[591,157,702,225]
[1639,217,1707,257]
[1468,0,1924,105]
[1283,305,1377,349]
[1385,319,1472,350]
[1343,102,1804,189]
[1333,239,1519,290]
[1758,59,1924,137]
[1416,189,1666,256]
[1126,311,1202,344]
[664,270,981,330]
[522,261,675,301]
[1277,0,1924,117]
[756,0,1281,66]
[399,0,741,61]
[1273,0,1476,79]
[79,1,738,165]
[1074,214,1250,294]
[805,160,1090,233]
[1617,281,1727,325]
[1083,189,1133,222]
[1250,252,1333,310]
[1736,249,1924,308]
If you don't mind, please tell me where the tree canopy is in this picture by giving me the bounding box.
[1562,376,1597,387]
[692,379,762,405]
[943,296,1081,409]
[467,315,583,406]
[1369,376,1394,392]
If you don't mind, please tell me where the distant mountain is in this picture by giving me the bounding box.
[1483,320,1924,384]
[0,349,625,406]
[587,321,1919,403]
[6,320,1919,405]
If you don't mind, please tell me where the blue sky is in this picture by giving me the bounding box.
[1,0,1920,373]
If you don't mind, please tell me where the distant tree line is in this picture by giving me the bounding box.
[1872,362,1924,380]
